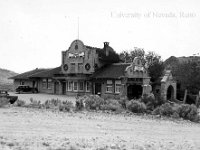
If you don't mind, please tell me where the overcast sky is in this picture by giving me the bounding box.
[0,0,200,73]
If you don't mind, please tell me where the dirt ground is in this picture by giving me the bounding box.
[0,106,200,150]
[8,92,76,104]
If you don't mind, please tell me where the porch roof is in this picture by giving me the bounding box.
[29,67,62,78]
[92,63,130,79]
[9,68,50,79]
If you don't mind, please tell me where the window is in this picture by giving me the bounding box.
[47,79,52,89]
[106,80,113,93]
[70,63,76,72]
[78,63,83,71]
[42,79,47,89]
[73,82,78,91]
[86,82,90,92]
[115,80,121,94]
[20,81,25,85]
[68,81,73,91]
[79,82,84,91]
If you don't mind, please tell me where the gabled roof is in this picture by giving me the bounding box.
[92,63,130,79]
[9,68,50,79]
[29,67,62,78]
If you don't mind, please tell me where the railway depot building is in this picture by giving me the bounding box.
[11,40,175,100]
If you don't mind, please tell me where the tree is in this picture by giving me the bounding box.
[173,61,200,94]
[119,48,164,83]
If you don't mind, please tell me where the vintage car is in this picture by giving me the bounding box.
[0,90,18,104]
[16,85,38,94]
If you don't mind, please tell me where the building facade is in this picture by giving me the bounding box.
[11,39,155,99]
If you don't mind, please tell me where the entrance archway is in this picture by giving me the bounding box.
[167,85,174,100]
[127,84,143,100]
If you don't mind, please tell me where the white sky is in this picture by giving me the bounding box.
[0,0,200,73]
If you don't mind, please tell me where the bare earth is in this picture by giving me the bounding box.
[0,107,200,150]
[0,93,200,150]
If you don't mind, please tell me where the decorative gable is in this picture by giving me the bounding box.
[125,57,148,78]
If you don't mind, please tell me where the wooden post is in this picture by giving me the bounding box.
[183,89,187,104]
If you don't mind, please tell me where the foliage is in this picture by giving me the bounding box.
[16,99,26,107]
[152,103,199,122]
[152,103,174,117]
[126,100,146,113]
[172,61,200,95]
[59,101,74,112]
[0,97,10,107]
[176,104,199,121]
[84,95,104,110]
[140,94,165,111]
[119,48,164,83]
[100,99,122,112]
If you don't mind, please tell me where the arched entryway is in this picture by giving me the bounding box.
[127,84,143,100]
[167,85,174,100]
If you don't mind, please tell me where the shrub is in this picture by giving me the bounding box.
[152,103,199,122]
[75,97,84,111]
[29,98,42,108]
[16,99,26,107]
[126,100,146,113]
[176,104,199,121]
[152,103,174,117]
[141,93,165,111]
[84,95,104,110]
[59,101,74,112]
[44,99,62,109]
[0,97,10,107]
[100,99,122,112]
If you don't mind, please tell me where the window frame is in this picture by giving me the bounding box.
[79,81,84,91]
[73,81,78,92]
[68,81,73,91]
[106,80,113,93]
[115,80,121,94]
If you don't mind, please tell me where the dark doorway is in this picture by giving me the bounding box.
[54,82,59,94]
[32,81,35,88]
[167,85,174,100]
[62,82,66,95]
[127,84,143,100]
[95,83,101,95]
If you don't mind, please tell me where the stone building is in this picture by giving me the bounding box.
[11,39,175,100]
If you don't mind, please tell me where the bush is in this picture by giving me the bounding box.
[100,99,122,112]
[84,95,104,110]
[126,100,146,113]
[29,98,42,108]
[176,104,199,121]
[59,101,74,112]
[44,99,62,109]
[16,99,26,107]
[0,97,10,107]
[152,103,199,122]
[75,97,84,111]
[152,103,174,117]
[141,93,165,111]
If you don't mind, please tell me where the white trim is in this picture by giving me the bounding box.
[86,81,90,92]
[79,81,84,91]
[73,81,78,91]
[68,81,73,91]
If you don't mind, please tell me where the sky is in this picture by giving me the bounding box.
[0,0,200,73]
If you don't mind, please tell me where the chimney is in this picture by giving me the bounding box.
[104,42,109,48]
[104,42,109,56]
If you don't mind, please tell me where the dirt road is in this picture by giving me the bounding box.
[0,107,200,150]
